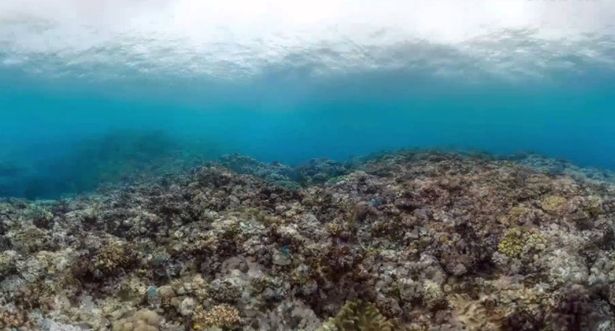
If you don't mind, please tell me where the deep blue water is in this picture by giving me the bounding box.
[1,33,615,198]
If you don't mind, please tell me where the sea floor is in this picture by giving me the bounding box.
[1,151,615,330]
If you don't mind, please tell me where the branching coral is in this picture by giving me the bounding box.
[89,239,136,279]
[0,307,30,329]
[497,228,546,259]
[192,304,241,330]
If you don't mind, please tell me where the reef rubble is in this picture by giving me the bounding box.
[2,151,615,330]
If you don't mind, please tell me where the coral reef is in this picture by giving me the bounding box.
[192,304,241,330]
[2,151,615,330]
[318,300,394,331]
[0,306,31,329]
[497,227,546,258]
[112,309,161,331]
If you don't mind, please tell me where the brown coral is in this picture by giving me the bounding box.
[0,308,30,329]
[85,238,137,279]
[192,304,241,330]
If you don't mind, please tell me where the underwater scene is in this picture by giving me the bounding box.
[2,0,615,330]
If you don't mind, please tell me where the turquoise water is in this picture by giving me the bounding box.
[1,32,615,198]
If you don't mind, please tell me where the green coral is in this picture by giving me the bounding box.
[498,228,547,258]
[318,300,394,331]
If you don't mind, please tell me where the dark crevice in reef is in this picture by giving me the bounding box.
[2,151,615,330]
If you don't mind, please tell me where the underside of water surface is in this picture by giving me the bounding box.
[2,1,615,330]
[0,21,614,198]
